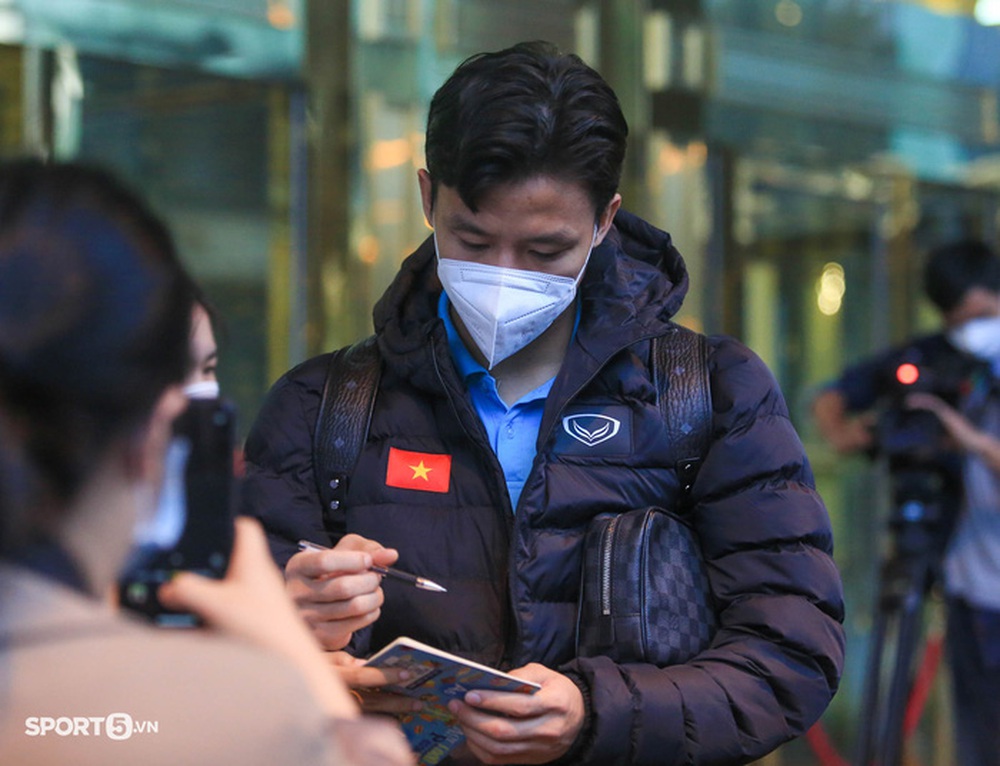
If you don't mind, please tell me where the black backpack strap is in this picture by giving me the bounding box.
[313,335,382,538]
[652,325,712,495]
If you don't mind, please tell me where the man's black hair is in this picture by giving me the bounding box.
[924,239,1000,312]
[424,41,628,219]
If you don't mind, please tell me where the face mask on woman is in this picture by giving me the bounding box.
[435,227,597,369]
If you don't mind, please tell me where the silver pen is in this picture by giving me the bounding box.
[297,539,447,593]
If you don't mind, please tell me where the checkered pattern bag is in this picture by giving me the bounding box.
[576,507,716,666]
[575,326,717,666]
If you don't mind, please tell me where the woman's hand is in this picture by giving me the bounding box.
[326,651,424,716]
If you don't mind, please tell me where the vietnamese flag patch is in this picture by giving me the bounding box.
[385,447,452,494]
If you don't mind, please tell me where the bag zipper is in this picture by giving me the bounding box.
[600,516,619,616]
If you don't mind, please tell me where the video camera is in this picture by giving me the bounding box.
[870,346,983,555]
[874,352,979,467]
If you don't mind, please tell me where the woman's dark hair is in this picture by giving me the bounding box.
[0,160,193,554]
[424,41,628,219]
[924,239,1000,312]
[188,279,226,349]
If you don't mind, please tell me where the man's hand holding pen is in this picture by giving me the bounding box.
[284,533,397,651]
[298,540,447,593]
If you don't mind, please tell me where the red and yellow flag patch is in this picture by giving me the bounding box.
[385,447,452,494]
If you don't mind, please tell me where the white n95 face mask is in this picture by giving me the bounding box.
[949,315,1000,361]
[436,227,597,369]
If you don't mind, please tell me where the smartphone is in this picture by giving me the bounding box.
[118,396,237,627]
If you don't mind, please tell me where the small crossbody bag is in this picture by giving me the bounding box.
[575,326,718,666]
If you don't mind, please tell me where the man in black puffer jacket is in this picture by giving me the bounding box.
[243,41,845,765]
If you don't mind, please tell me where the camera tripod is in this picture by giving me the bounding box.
[854,464,953,766]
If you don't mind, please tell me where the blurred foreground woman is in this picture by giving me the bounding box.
[0,160,412,766]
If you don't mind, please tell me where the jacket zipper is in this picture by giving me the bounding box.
[429,338,515,668]
[600,516,618,616]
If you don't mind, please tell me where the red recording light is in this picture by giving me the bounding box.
[896,363,920,386]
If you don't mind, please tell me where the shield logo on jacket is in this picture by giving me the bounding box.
[561,413,621,447]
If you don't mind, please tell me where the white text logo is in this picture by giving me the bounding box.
[24,713,158,740]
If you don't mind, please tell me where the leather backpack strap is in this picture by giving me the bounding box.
[313,335,382,537]
[652,324,712,496]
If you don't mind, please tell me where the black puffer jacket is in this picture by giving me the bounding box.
[243,210,845,765]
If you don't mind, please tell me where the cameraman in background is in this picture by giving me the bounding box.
[813,239,1000,766]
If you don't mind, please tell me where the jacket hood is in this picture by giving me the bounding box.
[372,208,689,375]
[582,208,689,334]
